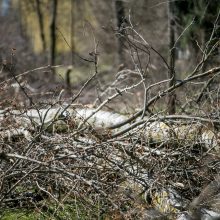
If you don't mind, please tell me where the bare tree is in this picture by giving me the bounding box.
[35,0,46,51]
[50,0,58,73]
[167,0,176,114]
[115,0,126,66]
[65,0,75,88]
[70,0,75,65]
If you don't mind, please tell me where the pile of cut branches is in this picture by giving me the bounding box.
[0,101,220,219]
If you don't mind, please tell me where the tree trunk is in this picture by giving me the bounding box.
[167,1,176,114]
[115,0,126,66]
[66,0,75,89]
[35,0,46,51]
[50,0,58,73]
[71,0,75,65]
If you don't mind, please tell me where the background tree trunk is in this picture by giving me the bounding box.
[50,0,58,74]
[71,0,75,65]
[115,0,126,66]
[66,0,75,89]
[35,0,46,52]
[167,1,176,114]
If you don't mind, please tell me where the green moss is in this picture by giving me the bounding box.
[1,210,40,220]
[1,202,101,220]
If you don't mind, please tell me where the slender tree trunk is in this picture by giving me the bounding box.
[50,0,58,73]
[115,0,126,66]
[66,0,75,88]
[36,0,46,51]
[71,0,75,65]
[18,1,27,39]
[167,1,176,114]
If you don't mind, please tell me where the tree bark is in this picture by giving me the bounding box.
[66,0,75,88]
[167,1,176,114]
[35,0,46,51]
[50,0,58,73]
[115,0,126,66]
[71,0,75,65]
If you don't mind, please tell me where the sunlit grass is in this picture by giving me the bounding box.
[1,203,96,220]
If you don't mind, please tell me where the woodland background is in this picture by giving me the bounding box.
[1,0,219,110]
